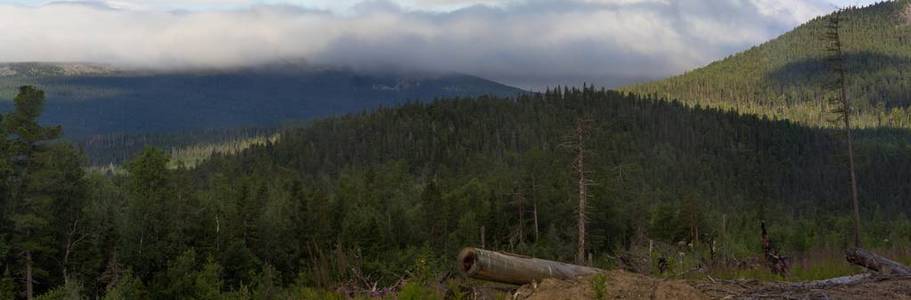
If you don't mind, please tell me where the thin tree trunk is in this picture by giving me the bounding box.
[843,56,860,247]
[829,10,862,248]
[63,246,69,283]
[533,201,539,243]
[26,251,33,300]
[721,214,726,249]
[480,225,486,249]
[573,119,591,265]
[577,137,586,265]
[62,217,85,283]
[847,119,861,248]
[531,177,539,242]
[516,192,525,245]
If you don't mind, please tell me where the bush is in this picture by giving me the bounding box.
[0,269,15,300]
[446,279,467,300]
[36,280,83,300]
[103,271,146,300]
[591,274,607,300]
[397,281,440,300]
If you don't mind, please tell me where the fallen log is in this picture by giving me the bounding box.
[845,248,911,275]
[787,273,873,289]
[458,247,604,285]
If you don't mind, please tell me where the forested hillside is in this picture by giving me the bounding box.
[0,63,522,137]
[623,0,911,129]
[6,86,911,298]
[80,127,279,167]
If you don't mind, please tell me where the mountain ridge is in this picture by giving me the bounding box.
[622,0,911,129]
[0,62,525,137]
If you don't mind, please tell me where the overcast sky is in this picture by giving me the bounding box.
[0,0,883,89]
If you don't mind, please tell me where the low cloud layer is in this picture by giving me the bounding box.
[0,0,844,89]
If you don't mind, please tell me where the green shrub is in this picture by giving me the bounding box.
[103,271,146,300]
[591,274,607,300]
[36,280,83,300]
[446,279,467,300]
[397,281,440,300]
[0,269,15,300]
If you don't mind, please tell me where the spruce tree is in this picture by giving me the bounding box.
[3,86,63,299]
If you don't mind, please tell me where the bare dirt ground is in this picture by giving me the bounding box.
[694,276,911,300]
[510,271,911,299]
[513,270,707,300]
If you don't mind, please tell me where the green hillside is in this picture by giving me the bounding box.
[5,85,911,298]
[82,127,280,170]
[623,0,911,129]
[181,88,910,290]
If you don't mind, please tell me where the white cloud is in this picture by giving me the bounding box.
[0,0,848,88]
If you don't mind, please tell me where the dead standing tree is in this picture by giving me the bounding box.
[814,9,911,278]
[825,9,863,248]
[509,189,527,248]
[761,221,789,275]
[563,118,594,265]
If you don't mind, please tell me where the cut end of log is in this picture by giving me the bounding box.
[459,247,480,276]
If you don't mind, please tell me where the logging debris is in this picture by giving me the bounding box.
[458,247,911,299]
[846,247,911,275]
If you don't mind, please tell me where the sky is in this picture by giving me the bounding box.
[0,0,884,89]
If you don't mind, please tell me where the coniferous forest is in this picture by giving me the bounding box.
[624,0,911,129]
[3,85,911,298]
[2,1,911,299]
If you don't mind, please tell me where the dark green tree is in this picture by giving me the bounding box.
[120,148,174,280]
[3,86,63,299]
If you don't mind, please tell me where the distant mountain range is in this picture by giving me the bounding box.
[623,0,911,129]
[0,62,524,138]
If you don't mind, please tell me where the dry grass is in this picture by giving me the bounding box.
[515,271,707,300]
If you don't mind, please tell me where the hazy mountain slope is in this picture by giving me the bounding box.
[0,63,523,137]
[622,0,911,129]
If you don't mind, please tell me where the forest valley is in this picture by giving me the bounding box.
[2,2,911,300]
[1,81,911,299]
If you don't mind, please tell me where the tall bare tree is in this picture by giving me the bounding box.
[531,177,540,243]
[565,118,594,265]
[825,9,862,248]
[511,189,526,246]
